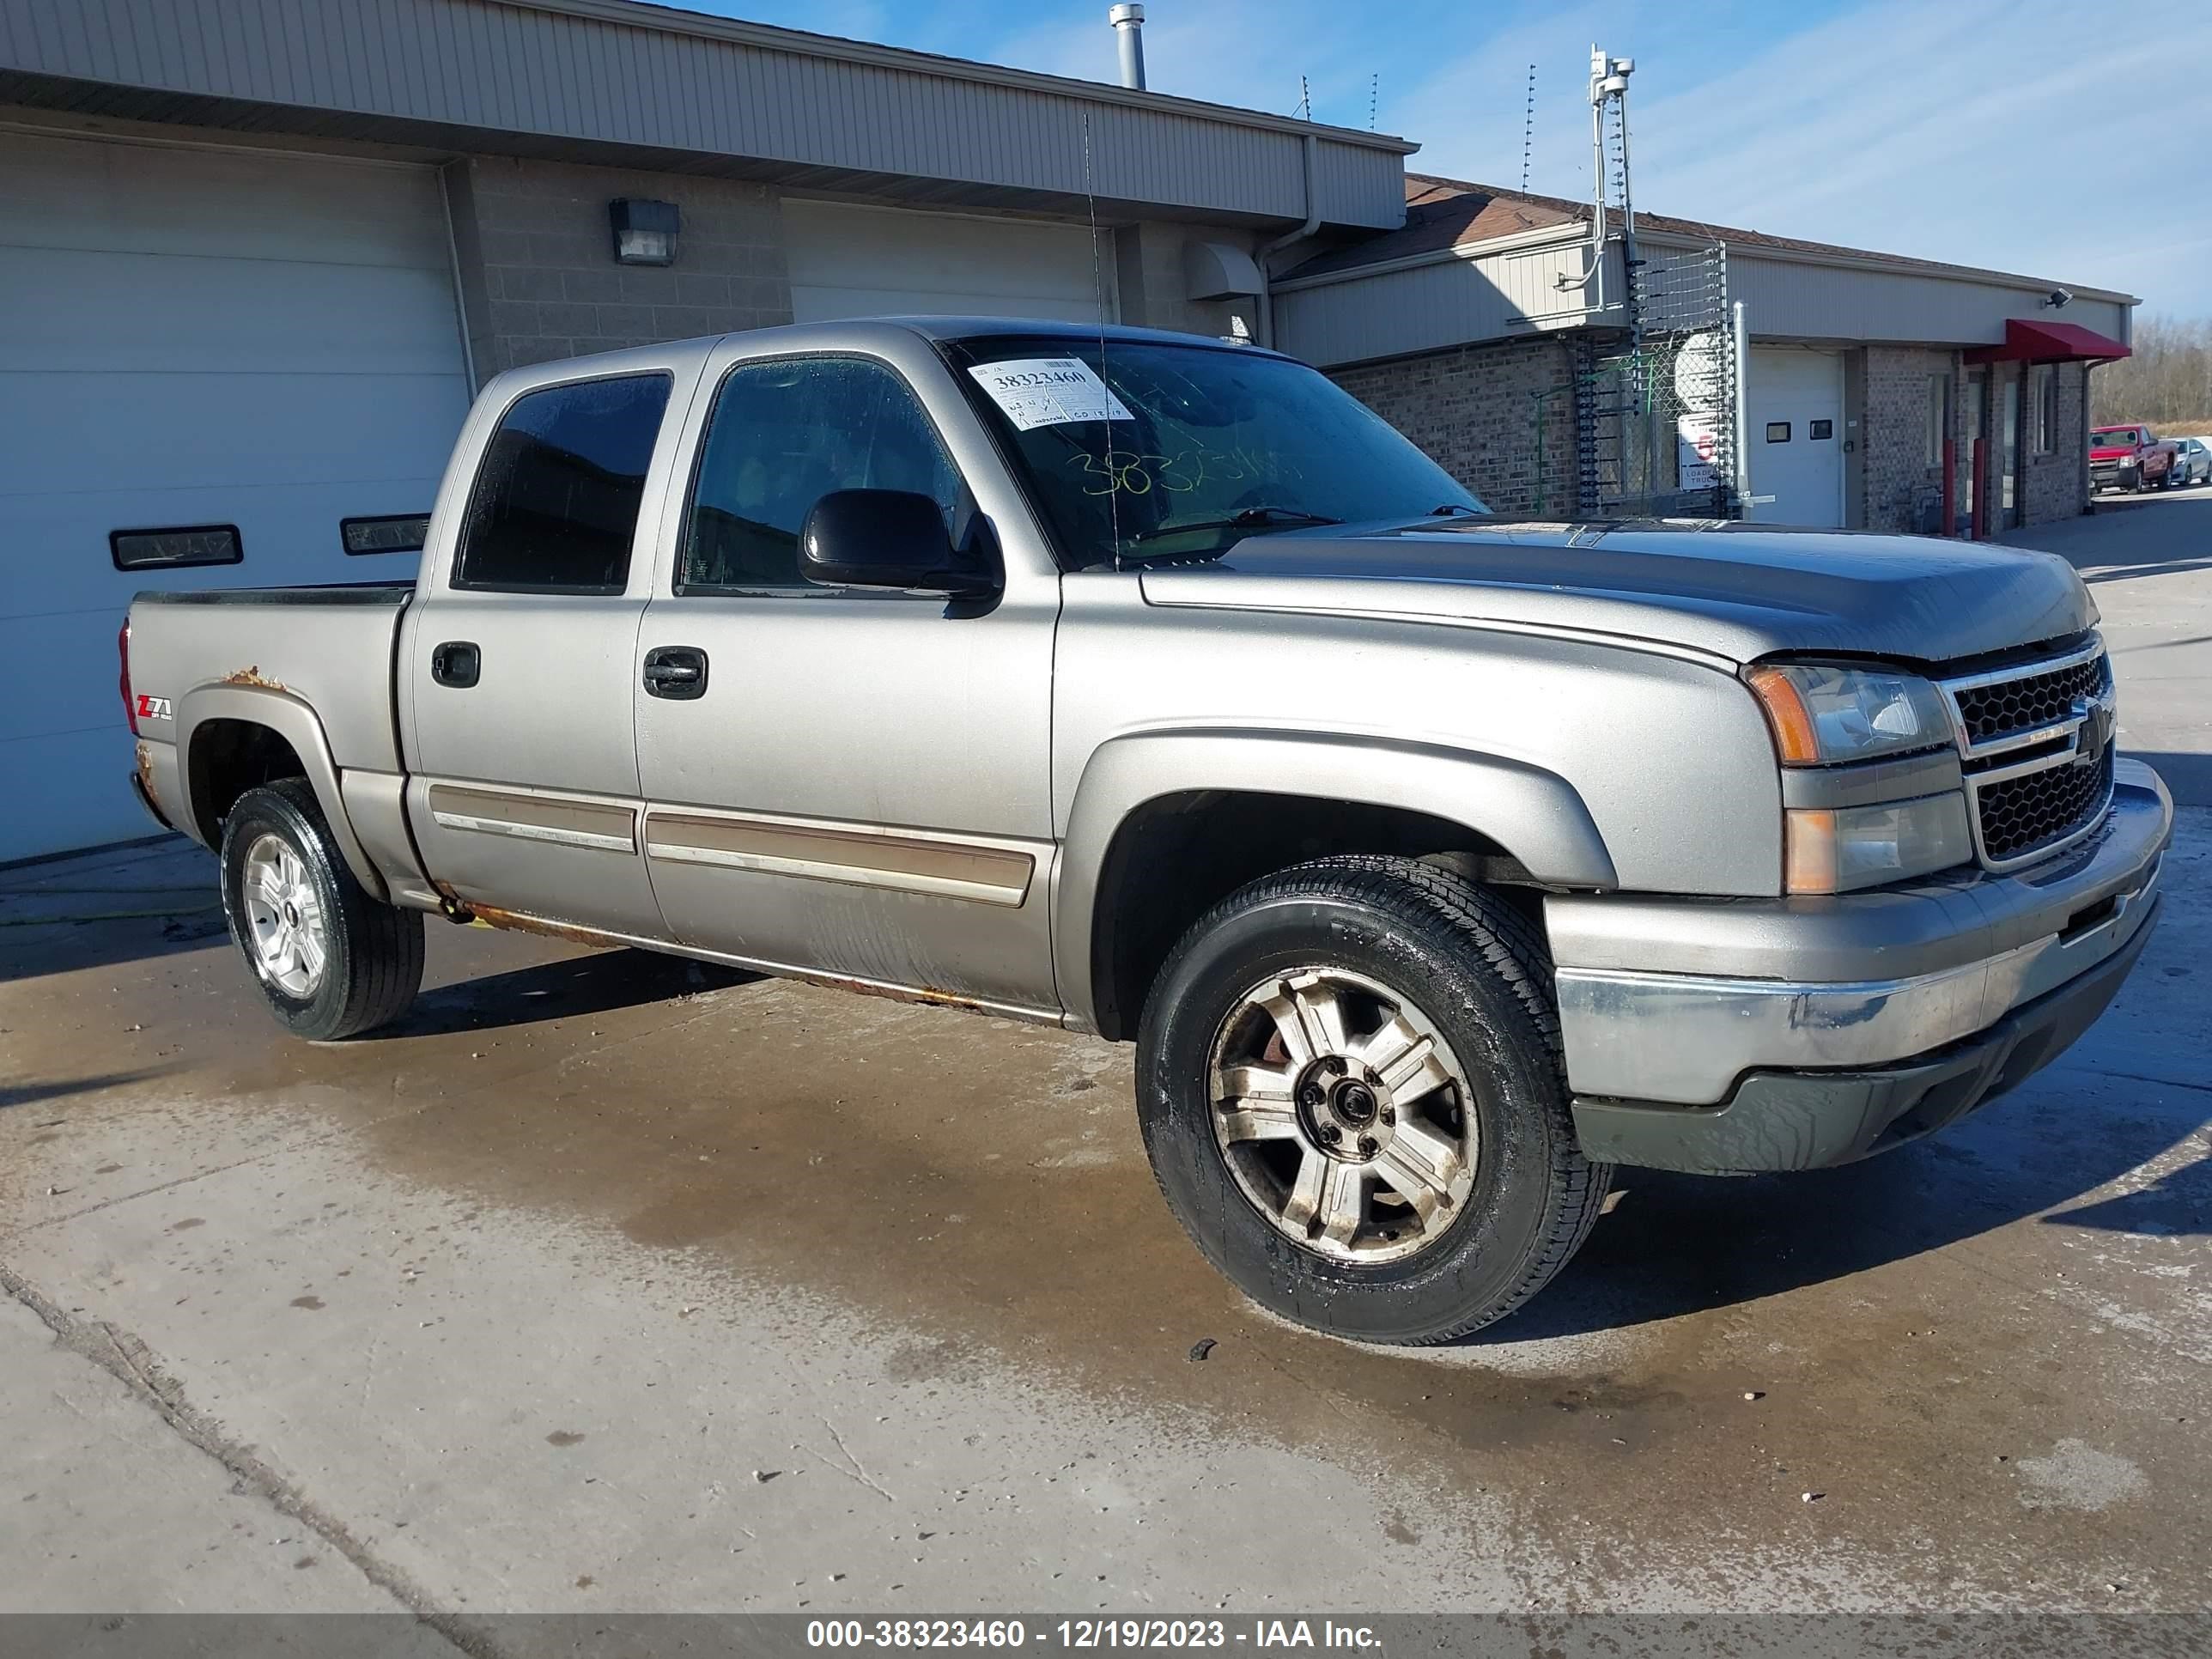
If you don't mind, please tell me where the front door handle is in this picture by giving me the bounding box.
[642,646,708,700]
[430,641,480,688]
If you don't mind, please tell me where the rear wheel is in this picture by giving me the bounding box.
[1134,855,1610,1345]
[219,779,423,1040]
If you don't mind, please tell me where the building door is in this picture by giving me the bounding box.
[783,199,1116,325]
[1745,348,1845,526]
[0,129,472,861]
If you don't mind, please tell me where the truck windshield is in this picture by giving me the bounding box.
[945,335,1484,569]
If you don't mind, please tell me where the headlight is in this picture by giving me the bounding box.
[1747,663,1953,764]
[1784,793,1975,894]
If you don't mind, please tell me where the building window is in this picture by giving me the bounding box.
[110,526,243,571]
[1925,374,1952,467]
[342,514,431,556]
[2032,365,2057,455]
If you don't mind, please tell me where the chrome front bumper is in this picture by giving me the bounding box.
[1550,760,2173,1108]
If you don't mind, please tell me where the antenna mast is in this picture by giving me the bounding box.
[1520,63,1535,191]
[1587,48,1638,338]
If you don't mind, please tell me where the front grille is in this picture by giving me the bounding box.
[1940,640,2115,871]
[1975,748,2113,864]
[1952,653,2107,745]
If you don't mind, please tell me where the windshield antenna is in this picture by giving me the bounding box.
[1082,106,1122,573]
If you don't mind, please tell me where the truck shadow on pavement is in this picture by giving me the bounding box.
[365,947,760,1040]
[1475,1089,2211,1345]
[0,1070,168,1112]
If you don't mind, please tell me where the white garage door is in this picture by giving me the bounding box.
[784,199,1116,325]
[0,131,472,863]
[1746,347,1845,527]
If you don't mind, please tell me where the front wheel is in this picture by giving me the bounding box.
[1134,855,1610,1345]
[219,779,424,1040]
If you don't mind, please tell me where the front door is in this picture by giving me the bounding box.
[403,369,684,939]
[631,349,1058,1010]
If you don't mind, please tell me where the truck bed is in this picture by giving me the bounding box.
[129,582,415,781]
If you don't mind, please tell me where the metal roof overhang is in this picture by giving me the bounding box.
[0,0,1413,231]
[1964,319,2131,364]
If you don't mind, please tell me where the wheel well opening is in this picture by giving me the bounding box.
[1089,791,1539,1043]
[188,720,307,845]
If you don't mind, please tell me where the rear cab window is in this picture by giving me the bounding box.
[453,373,674,592]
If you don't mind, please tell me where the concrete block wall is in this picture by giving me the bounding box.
[1115,222,1257,342]
[1329,337,1580,516]
[445,155,793,378]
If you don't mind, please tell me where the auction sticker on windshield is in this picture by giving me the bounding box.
[968,358,1134,431]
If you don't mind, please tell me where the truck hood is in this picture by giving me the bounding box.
[1135,519,2094,665]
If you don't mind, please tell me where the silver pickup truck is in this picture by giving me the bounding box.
[123,318,2172,1344]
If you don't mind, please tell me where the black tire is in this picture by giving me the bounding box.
[218,779,424,1041]
[1134,855,1610,1345]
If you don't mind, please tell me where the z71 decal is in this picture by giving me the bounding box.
[136,694,173,722]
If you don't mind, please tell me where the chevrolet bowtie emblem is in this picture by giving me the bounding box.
[2073,695,2115,764]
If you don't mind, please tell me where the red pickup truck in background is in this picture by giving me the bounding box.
[2091,424,2179,493]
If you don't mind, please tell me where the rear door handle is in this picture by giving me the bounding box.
[430,641,480,688]
[642,646,708,700]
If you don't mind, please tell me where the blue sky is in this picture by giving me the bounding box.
[671,0,2209,317]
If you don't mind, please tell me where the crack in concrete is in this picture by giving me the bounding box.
[0,1258,495,1656]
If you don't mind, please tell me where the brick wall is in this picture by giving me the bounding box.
[445,155,793,378]
[1329,337,1579,515]
[2022,361,2087,525]
[1859,344,1961,535]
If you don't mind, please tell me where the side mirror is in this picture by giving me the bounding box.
[799,489,993,593]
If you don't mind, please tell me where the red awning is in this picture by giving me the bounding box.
[1964,318,2130,365]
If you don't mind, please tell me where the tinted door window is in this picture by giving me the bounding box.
[681,356,962,592]
[455,373,672,592]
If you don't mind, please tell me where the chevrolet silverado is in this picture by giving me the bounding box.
[122,319,2172,1343]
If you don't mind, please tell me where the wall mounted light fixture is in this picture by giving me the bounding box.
[609,198,680,266]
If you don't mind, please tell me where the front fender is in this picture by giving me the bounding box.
[1051,726,1616,1033]
[174,684,388,901]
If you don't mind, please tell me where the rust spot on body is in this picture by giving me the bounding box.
[809,972,981,1013]
[134,740,157,800]
[468,903,621,949]
[222,665,285,691]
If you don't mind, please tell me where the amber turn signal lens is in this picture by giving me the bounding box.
[1747,666,1821,764]
[1784,808,1839,895]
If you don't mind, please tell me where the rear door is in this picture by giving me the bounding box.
[401,366,691,938]
[630,343,1059,1010]
[1745,348,1844,526]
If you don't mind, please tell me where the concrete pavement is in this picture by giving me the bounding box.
[4,501,2209,1628]
[2002,485,2212,805]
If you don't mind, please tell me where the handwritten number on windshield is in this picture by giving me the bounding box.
[1068,445,1290,498]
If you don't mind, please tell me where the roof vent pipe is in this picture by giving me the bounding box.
[1109,3,1146,90]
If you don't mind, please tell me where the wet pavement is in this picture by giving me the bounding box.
[4,500,2210,1622]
